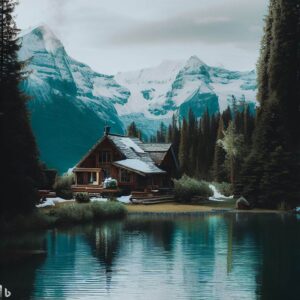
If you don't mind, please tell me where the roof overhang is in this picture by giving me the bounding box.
[73,168,102,172]
[113,159,166,177]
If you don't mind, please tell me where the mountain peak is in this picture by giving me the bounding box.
[185,55,207,69]
[21,24,63,54]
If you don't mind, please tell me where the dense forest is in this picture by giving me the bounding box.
[128,104,255,188]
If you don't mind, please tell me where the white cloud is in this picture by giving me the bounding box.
[16,0,269,74]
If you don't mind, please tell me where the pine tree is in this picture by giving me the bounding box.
[218,122,244,186]
[256,0,276,105]
[222,106,232,129]
[0,0,43,215]
[187,109,197,175]
[127,122,140,138]
[213,116,227,182]
[240,0,300,207]
[178,118,188,174]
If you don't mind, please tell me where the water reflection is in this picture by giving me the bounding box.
[0,232,47,300]
[1,213,300,299]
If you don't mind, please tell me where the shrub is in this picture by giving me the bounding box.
[212,182,233,197]
[103,178,118,189]
[173,175,213,202]
[53,174,74,199]
[91,201,127,219]
[50,201,127,225]
[75,192,90,203]
[0,202,127,232]
[51,203,93,224]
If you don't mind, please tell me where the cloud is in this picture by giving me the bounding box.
[46,0,71,25]
[110,0,268,49]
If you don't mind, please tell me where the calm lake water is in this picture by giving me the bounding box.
[1,213,300,300]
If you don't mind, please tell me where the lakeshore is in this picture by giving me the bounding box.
[50,199,285,215]
[126,203,284,214]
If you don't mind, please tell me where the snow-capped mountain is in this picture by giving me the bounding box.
[19,24,257,172]
[115,55,257,129]
[19,25,129,172]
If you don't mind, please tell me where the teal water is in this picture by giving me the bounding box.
[1,213,300,300]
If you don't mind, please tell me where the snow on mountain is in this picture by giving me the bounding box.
[19,25,129,173]
[19,24,257,171]
[115,55,257,122]
[115,59,185,117]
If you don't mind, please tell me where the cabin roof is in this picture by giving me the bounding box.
[147,152,167,165]
[141,143,172,152]
[107,135,165,175]
[75,133,173,175]
[113,159,166,176]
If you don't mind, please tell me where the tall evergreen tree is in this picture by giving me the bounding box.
[187,109,197,176]
[213,116,227,182]
[218,122,244,186]
[178,118,188,174]
[127,121,141,138]
[239,0,300,207]
[0,0,43,215]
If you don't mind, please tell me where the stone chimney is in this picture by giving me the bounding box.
[104,126,111,136]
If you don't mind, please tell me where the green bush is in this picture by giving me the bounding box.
[173,175,213,202]
[75,192,90,203]
[53,174,74,199]
[51,203,93,224]
[50,201,127,224]
[0,202,127,233]
[91,201,127,219]
[104,178,118,189]
[212,182,233,197]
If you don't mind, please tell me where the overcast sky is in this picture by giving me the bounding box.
[16,0,269,75]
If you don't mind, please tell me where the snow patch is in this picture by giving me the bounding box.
[120,138,145,153]
[36,197,73,208]
[209,184,233,201]
[91,195,131,204]
[114,159,154,173]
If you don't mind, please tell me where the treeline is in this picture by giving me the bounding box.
[129,105,255,185]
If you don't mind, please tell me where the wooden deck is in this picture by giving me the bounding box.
[131,196,175,205]
[71,185,120,196]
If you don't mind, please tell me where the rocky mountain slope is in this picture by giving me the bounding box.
[115,56,257,135]
[19,25,129,172]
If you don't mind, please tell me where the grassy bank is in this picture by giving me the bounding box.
[126,200,282,214]
[127,199,236,214]
[0,201,127,233]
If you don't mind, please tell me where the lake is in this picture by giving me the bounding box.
[1,213,300,300]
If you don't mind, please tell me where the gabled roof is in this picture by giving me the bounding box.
[113,159,166,176]
[107,135,165,175]
[141,143,172,152]
[75,133,167,175]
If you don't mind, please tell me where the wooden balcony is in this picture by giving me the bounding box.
[71,185,120,196]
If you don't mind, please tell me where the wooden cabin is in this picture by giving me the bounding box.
[72,127,179,194]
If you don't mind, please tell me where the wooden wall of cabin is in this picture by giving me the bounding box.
[79,138,123,169]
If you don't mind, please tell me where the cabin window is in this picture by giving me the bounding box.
[88,172,97,185]
[99,151,112,163]
[120,169,131,183]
